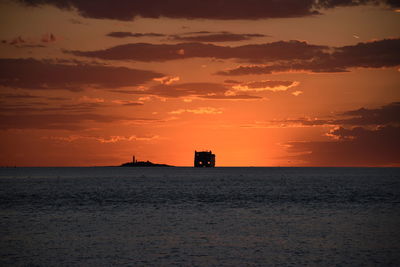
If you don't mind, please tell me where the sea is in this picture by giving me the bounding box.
[0,167,399,266]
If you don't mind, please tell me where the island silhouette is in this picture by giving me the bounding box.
[120,155,172,167]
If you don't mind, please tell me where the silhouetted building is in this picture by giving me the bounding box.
[194,150,215,167]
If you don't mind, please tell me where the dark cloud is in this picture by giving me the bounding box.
[183,31,213,34]
[68,41,326,62]
[0,113,128,130]
[287,125,400,166]
[281,102,400,127]
[0,102,108,113]
[14,0,398,21]
[217,65,278,76]
[46,97,70,101]
[0,58,163,91]
[0,100,150,130]
[282,102,400,166]
[170,32,268,42]
[316,0,400,8]
[337,102,400,125]
[107,32,165,38]
[0,93,41,99]
[218,38,400,75]
[0,93,70,101]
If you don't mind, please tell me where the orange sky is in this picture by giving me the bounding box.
[0,0,399,166]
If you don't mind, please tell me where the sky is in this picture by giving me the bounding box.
[0,0,399,167]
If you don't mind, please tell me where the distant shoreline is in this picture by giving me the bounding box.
[119,160,173,167]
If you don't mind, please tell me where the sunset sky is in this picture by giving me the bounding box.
[0,0,399,166]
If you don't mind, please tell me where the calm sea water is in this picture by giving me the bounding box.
[1,167,399,266]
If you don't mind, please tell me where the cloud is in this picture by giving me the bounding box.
[292,90,303,96]
[106,31,268,43]
[337,102,400,126]
[0,93,70,101]
[147,82,263,100]
[153,76,180,85]
[0,113,134,130]
[280,102,400,166]
[111,100,144,106]
[217,38,400,75]
[14,0,399,21]
[200,94,262,100]
[169,107,223,115]
[107,32,165,38]
[113,82,265,100]
[286,125,400,166]
[147,82,229,97]
[0,93,41,99]
[0,100,155,130]
[280,102,400,127]
[0,102,105,113]
[47,134,160,143]
[170,32,268,42]
[232,80,299,92]
[224,80,241,84]
[316,0,400,8]
[0,58,163,91]
[67,41,327,62]
[78,96,104,103]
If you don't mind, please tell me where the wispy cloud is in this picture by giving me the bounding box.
[291,90,303,96]
[232,80,299,92]
[46,134,161,143]
[169,107,223,115]
[153,76,180,85]
[107,32,165,38]
[170,32,268,42]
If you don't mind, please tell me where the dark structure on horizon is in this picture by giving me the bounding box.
[120,155,171,167]
[194,150,215,167]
